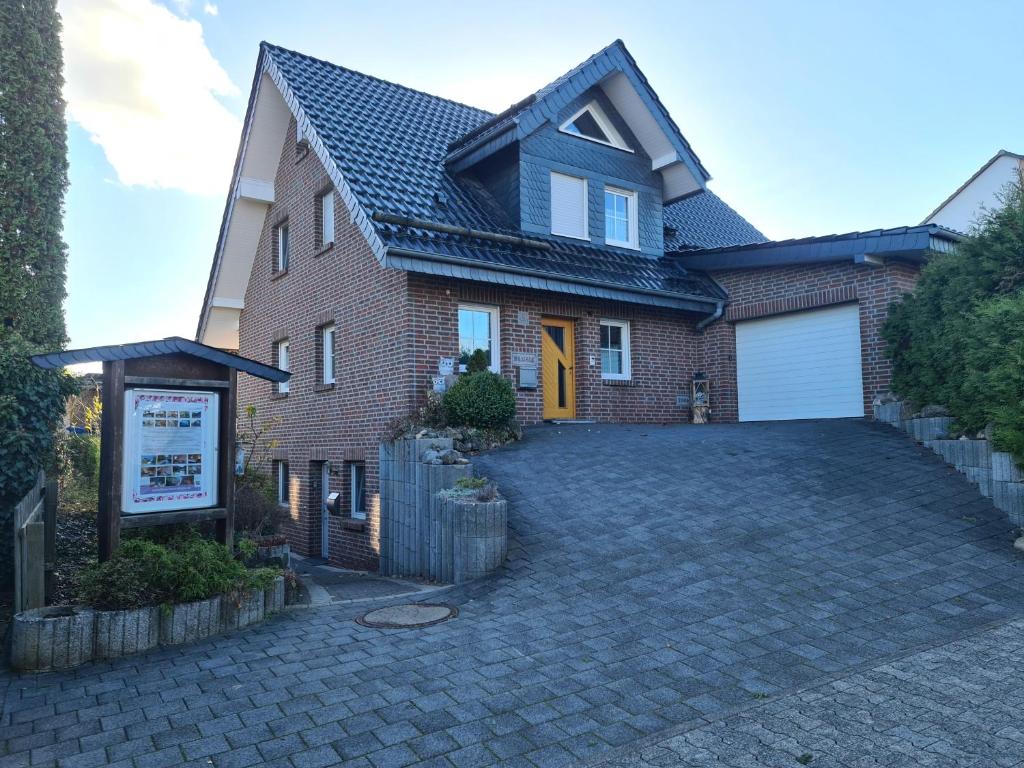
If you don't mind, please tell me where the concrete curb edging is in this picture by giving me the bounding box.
[9,607,95,672]
[94,606,160,659]
[10,575,287,672]
[875,400,1024,526]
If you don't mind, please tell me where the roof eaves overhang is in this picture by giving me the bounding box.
[31,337,290,382]
[671,226,962,271]
[197,44,388,348]
[384,246,720,314]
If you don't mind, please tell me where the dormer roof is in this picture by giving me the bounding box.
[445,39,710,202]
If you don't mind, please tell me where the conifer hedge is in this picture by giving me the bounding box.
[0,0,74,587]
[883,173,1024,461]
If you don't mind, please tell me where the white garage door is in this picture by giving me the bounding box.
[735,303,865,422]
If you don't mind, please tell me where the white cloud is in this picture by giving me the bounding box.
[203,2,217,15]
[60,0,241,196]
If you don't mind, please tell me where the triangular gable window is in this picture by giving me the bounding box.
[559,102,632,152]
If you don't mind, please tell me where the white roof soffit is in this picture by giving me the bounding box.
[200,52,387,349]
[200,72,290,347]
[600,71,701,201]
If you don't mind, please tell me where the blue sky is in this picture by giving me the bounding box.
[62,0,1024,352]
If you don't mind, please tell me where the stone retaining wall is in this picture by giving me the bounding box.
[11,576,286,672]
[875,402,1024,527]
[379,438,507,583]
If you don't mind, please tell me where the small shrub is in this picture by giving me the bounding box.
[443,372,516,430]
[452,476,499,501]
[234,469,281,538]
[76,534,280,610]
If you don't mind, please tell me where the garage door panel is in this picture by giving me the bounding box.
[736,303,864,422]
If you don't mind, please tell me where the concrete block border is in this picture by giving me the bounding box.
[10,575,286,672]
[875,398,1024,528]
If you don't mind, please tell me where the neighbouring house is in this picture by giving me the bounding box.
[197,40,960,568]
[924,149,1024,232]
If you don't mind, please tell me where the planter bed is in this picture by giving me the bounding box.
[10,575,286,672]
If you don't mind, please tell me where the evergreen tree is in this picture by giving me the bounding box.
[0,0,73,587]
[884,171,1024,459]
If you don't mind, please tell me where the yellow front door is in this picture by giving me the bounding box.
[541,317,576,420]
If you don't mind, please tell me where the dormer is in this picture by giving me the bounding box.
[446,40,710,258]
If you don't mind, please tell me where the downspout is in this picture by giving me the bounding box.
[696,300,724,331]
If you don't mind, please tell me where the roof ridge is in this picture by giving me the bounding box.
[260,41,495,119]
[445,39,626,157]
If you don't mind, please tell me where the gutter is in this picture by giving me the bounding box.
[383,245,721,311]
[696,300,724,330]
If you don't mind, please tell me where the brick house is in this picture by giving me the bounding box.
[197,40,960,568]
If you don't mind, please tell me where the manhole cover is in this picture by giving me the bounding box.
[356,603,457,629]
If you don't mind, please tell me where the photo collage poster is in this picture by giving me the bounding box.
[122,389,219,514]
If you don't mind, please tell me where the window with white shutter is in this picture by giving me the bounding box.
[550,172,588,240]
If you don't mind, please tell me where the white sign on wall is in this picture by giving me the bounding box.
[121,389,219,514]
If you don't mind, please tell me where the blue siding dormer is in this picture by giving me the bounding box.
[518,89,664,256]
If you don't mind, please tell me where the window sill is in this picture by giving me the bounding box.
[601,378,634,386]
[270,391,289,400]
[314,242,334,257]
[271,269,289,281]
[313,382,335,393]
[342,519,366,532]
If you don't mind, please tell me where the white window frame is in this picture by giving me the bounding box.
[549,171,589,241]
[322,324,335,385]
[275,222,290,272]
[277,339,290,393]
[604,187,639,250]
[320,190,335,247]
[558,101,632,152]
[277,461,289,507]
[457,303,500,374]
[599,319,631,381]
[350,463,367,520]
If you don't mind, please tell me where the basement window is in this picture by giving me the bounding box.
[350,463,367,520]
[276,460,290,507]
[559,101,631,152]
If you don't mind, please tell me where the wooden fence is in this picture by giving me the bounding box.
[12,471,57,613]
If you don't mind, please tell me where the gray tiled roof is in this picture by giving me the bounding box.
[31,337,290,381]
[265,43,761,305]
[663,190,767,250]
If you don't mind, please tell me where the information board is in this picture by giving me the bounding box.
[121,389,219,514]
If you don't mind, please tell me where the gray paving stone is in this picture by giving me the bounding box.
[6,422,1024,767]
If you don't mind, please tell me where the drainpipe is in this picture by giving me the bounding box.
[696,300,725,331]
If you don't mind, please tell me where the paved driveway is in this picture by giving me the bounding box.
[4,420,1024,768]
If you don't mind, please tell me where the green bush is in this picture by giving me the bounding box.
[77,534,279,610]
[443,371,516,429]
[883,170,1024,461]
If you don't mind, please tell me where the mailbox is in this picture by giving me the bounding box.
[518,366,538,389]
[325,491,342,516]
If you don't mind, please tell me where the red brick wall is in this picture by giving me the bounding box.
[703,262,919,421]
[407,275,701,424]
[238,119,413,570]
